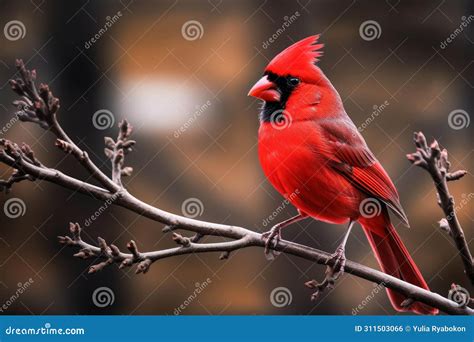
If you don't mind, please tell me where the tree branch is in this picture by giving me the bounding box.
[407,132,473,285]
[56,220,473,315]
[11,59,119,193]
[1,60,473,315]
[58,223,254,274]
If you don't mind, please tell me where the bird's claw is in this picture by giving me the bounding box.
[327,245,347,279]
[261,225,282,260]
[305,245,347,300]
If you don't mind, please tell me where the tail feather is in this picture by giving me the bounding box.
[359,210,438,315]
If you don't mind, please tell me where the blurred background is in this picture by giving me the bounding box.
[0,0,472,315]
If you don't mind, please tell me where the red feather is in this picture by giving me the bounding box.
[320,119,409,226]
[265,35,324,82]
[254,35,438,314]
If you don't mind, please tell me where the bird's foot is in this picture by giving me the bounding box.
[327,245,347,279]
[304,245,347,300]
[261,225,282,260]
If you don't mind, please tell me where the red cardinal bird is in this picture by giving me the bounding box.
[248,35,438,315]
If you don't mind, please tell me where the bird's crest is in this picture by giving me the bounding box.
[265,35,324,81]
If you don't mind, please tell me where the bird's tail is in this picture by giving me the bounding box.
[359,210,438,315]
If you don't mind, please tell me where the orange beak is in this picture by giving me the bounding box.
[248,75,280,102]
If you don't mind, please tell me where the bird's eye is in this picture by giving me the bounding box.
[288,77,300,86]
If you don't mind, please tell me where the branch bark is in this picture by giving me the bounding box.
[1,60,472,315]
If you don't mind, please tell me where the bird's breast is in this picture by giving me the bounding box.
[258,121,360,223]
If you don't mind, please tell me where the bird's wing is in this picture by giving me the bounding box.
[319,120,409,226]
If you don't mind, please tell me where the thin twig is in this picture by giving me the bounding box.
[58,223,254,274]
[104,120,135,186]
[407,132,473,285]
[11,59,119,193]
